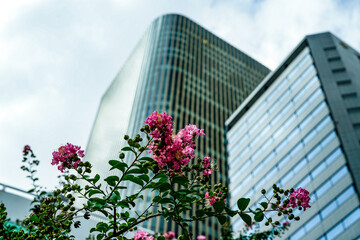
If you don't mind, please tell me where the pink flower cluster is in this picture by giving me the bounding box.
[197,235,206,240]
[282,220,290,226]
[51,143,84,172]
[134,230,153,240]
[23,145,31,156]
[145,111,173,140]
[204,191,226,206]
[146,111,205,175]
[286,187,311,211]
[202,156,213,176]
[163,231,176,240]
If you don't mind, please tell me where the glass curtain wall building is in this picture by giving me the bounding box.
[85,14,270,238]
[226,32,360,239]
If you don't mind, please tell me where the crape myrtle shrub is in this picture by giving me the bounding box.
[0,112,310,240]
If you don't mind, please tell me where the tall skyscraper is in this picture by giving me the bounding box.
[226,32,360,239]
[85,14,269,238]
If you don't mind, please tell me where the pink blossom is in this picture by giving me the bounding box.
[163,231,176,240]
[282,221,290,226]
[203,169,213,176]
[146,112,205,175]
[145,111,173,138]
[203,156,211,168]
[51,143,84,172]
[134,230,153,240]
[202,156,213,176]
[23,145,31,156]
[197,235,206,240]
[286,187,311,210]
[205,191,226,206]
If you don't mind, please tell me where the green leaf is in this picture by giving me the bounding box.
[172,175,189,186]
[139,174,150,182]
[121,147,133,152]
[154,173,167,179]
[239,213,252,226]
[109,193,120,202]
[127,168,145,174]
[159,198,174,204]
[117,201,130,209]
[88,189,102,197]
[154,182,171,191]
[109,161,127,172]
[157,176,168,183]
[157,237,166,240]
[138,157,154,162]
[99,209,109,217]
[196,209,205,218]
[93,174,100,183]
[217,215,227,225]
[225,207,237,217]
[260,202,268,209]
[254,211,264,222]
[109,160,120,166]
[90,197,106,207]
[121,211,130,219]
[104,176,119,187]
[144,182,156,189]
[30,214,39,223]
[213,201,225,213]
[176,189,191,195]
[153,196,161,202]
[39,191,47,196]
[271,203,277,210]
[237,198,250,211]
[123,174,144,187]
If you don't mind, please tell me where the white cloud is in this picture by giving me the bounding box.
[0,0,44,62]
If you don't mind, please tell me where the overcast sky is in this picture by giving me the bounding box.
[1,0,359,192]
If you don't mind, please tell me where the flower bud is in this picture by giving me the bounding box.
[74,221,81,228]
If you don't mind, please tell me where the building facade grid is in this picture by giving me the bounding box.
[226,36,360,239]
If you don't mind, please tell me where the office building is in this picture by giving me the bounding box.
[226,32,360,239]
[85,14,269,238]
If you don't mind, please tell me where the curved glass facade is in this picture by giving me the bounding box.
[85,14,270,239]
